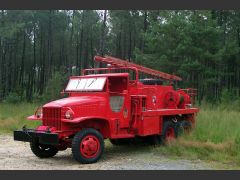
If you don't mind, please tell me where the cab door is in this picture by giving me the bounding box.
[109,91,130,128]
[108,76,130,128]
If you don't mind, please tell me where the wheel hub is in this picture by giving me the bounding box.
[166,127,175,141]
[80,135,100,158]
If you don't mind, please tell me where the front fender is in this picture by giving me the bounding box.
[27,115,42,121]
[61,116,110,124]
[62,116,117,138]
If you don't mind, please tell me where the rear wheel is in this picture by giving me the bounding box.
[72,128,104,164]
[161,121,178,144]
[177,120,192,136]
[30,140,58,158]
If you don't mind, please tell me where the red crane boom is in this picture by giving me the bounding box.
[94,56,182,81]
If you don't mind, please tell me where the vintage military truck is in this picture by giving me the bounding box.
[14,56,199,164]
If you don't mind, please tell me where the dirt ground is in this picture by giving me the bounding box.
[0,135,225,170]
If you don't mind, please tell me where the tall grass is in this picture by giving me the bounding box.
[0,103,41,134]
[192,107,240,144]
[156,105,240,167]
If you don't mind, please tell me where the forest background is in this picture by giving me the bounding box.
[0,10,239,106]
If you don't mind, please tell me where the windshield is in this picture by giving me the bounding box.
[65,77,106,91]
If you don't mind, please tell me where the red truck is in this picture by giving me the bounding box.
[14,56,199,164]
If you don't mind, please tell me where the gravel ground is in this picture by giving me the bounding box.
[0,135,216,170]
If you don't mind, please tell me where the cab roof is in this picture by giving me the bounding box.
[70,73,129,79]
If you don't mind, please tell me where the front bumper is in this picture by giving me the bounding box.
[13,129,59,145]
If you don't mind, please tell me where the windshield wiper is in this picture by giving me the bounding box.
[87,78,97,87]
[76,79,81,89]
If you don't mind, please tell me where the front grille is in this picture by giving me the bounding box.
[42,107,61,130]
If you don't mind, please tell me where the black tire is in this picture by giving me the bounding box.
[30,140,58,158]
[177,121,192,136]
[161,121,178,144]
[72,128,104,164]
[177,123,184,136]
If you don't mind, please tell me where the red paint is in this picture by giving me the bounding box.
[165,127,175,141]
[80,135,100,158]
[26,56,199,158]
[36,125,56,132]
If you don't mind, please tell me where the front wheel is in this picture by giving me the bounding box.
[72,128,104,164]
[30,140,58,158]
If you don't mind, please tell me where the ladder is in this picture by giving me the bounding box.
[94,56,182,81]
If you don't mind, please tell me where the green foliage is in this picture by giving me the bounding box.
[216,89,240,111]
[220,88,234,104]
[0,10,240,103]
[135,10,240,102]
[32,93,45,104]
[42,71,68,102]
[4,92,22,104]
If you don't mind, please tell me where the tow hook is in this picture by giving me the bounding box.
[22,125,32,139]
[22,125,27,131]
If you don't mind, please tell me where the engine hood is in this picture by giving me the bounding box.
[43,96,106,108]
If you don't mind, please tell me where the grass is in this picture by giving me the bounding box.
[154,106,240,168]
[0,102,240,168]
[0,102,41,134]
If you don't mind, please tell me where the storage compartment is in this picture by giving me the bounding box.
[137,116,160,136]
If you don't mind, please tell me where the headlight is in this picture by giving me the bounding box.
[65,110,74,119]
[35,107,43,118]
